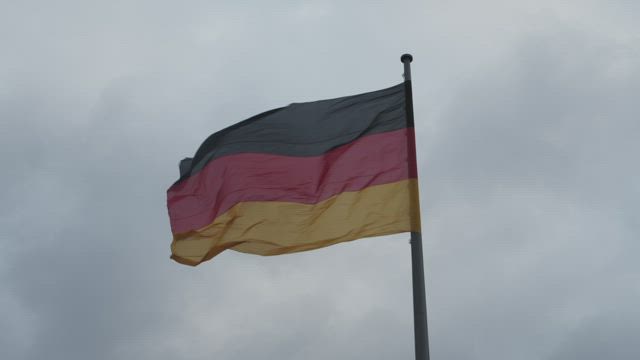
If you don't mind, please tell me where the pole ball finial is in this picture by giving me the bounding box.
[401,53,413,63]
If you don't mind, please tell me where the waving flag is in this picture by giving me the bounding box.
[167,83,419,266]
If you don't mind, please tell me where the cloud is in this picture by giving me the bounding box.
[1,1,638,359]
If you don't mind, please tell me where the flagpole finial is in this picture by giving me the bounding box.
[401,53,413,63]
[401,54,413,81]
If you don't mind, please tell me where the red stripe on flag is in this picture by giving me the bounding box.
[167,128,416,234]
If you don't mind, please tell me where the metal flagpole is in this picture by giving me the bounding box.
[401,53,431,360]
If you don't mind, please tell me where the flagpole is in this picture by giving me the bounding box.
[401,53,431,360]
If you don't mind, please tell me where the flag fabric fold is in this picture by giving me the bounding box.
[167,83,420,266]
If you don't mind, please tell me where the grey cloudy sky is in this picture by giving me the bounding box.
[1,1,639,359]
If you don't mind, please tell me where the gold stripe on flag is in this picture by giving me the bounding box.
[171,179,420,266]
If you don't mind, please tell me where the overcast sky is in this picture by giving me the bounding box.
[1,1,639,359]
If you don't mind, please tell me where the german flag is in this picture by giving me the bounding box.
[167,83,420,266]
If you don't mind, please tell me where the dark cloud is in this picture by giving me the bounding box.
[1,1,638,360]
